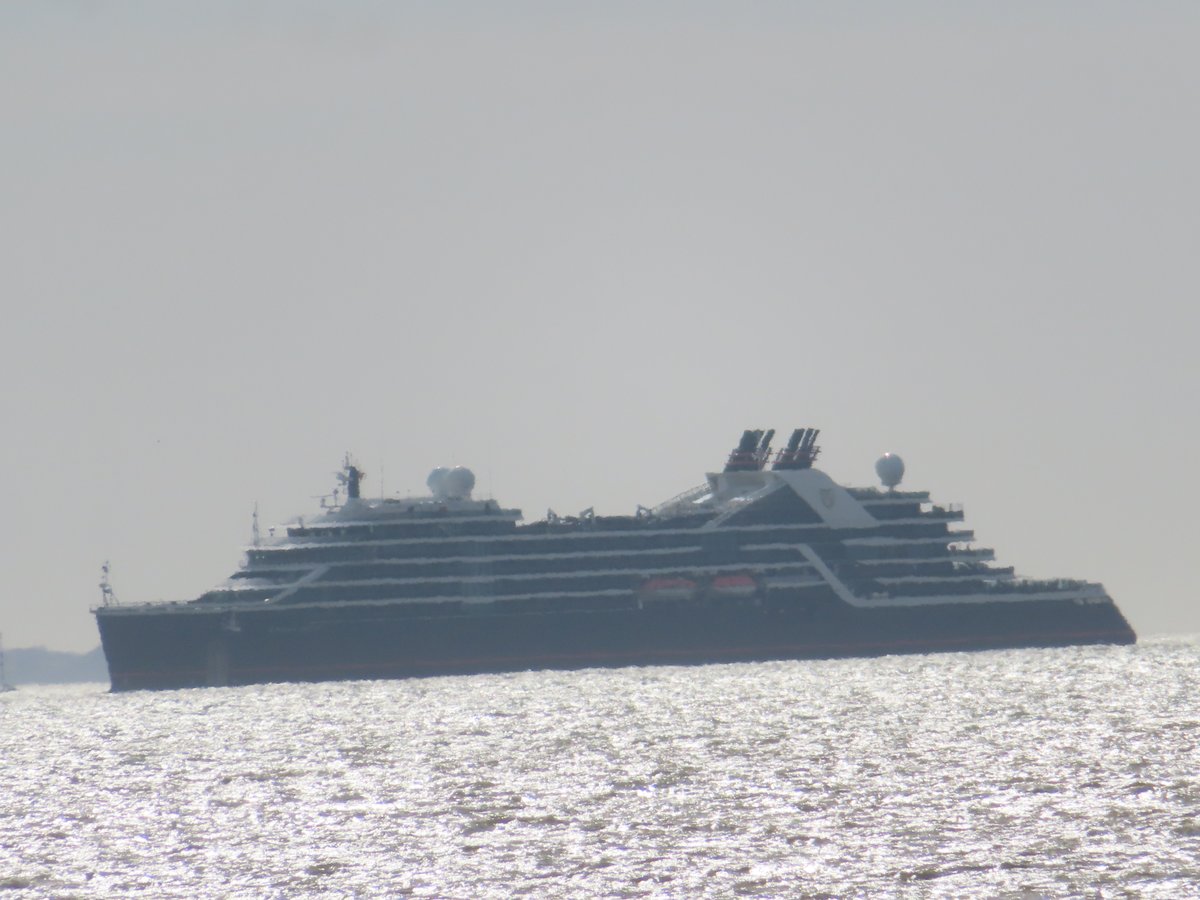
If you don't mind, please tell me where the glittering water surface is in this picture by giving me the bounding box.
[2,639,1198,899]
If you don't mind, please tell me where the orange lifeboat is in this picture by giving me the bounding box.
[639,577,698,601]
[709,574,758,597]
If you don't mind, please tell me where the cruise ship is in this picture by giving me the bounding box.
[93,428,1135,691]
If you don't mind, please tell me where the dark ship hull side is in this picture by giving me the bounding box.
[96,594,1136,692]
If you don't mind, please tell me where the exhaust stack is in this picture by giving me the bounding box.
[772,427,821,470]
[724,429,763,472]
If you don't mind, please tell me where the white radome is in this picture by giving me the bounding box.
[875,453,905,489]
[442,466,476,500]
[426,467,450,498]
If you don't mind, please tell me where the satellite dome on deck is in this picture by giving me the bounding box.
[442,466,476,500]
[875,453,905,489]
[426,467,450,498]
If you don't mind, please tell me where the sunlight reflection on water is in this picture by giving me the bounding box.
[1,638,1198,898]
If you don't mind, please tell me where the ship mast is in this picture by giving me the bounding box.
[339,454,365,502]
[99,561,119,607]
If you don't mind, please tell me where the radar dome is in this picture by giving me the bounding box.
[426,467,450,498]
[442,466,476,500]
[875,453,905,489]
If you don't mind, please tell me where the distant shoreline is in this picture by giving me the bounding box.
[4,646,108,686]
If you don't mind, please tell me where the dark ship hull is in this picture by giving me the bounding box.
[94,430,1136,691]
[97,589,1134,692]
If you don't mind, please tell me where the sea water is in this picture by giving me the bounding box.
[1,638,1197,899]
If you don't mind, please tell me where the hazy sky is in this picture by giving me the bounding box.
[3,3,1198,652]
